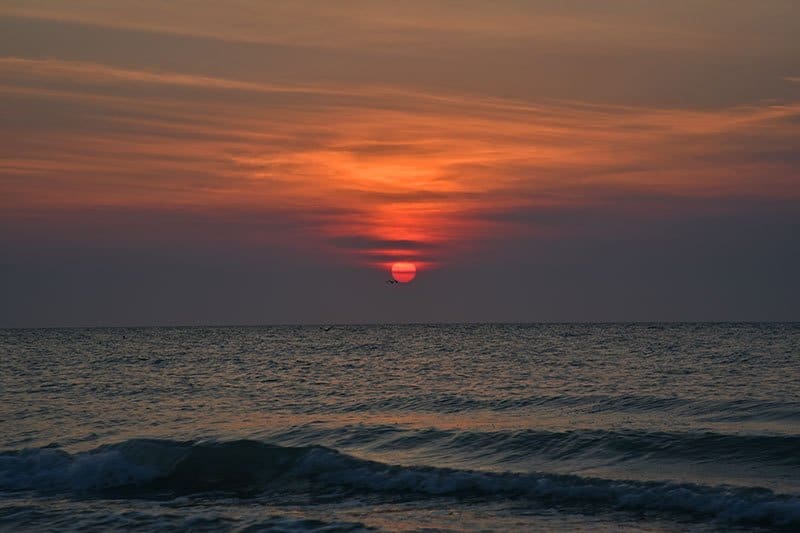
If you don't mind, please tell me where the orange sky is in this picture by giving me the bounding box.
[1,1,799,272]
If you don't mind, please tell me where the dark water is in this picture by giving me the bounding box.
[1,324,799,531]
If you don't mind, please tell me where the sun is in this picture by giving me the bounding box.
[391,262,417,283]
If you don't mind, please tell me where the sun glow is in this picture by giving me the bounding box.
[391,262,417,283]
[3,53,799,277]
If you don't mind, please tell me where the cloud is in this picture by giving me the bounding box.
[1,56,799,268]
[0,2,723,53]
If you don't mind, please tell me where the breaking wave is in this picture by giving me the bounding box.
[273,424,800,467]
[1,439,799,527]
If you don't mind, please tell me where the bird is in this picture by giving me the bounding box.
[322,325,334,331]
[385,279,398,284]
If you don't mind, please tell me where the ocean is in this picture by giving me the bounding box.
[1,323,798,531]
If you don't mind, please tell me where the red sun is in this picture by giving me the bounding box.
[391,262,417,283]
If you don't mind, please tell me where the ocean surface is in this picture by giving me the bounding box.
[1,323,799,531]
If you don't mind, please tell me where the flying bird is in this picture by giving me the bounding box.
[385,279,399,284]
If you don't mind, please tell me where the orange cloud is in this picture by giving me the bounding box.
[1,58,799,268]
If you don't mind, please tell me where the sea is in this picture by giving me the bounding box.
[1,323,799,531]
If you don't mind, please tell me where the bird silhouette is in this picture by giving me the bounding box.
[385,279,399,284]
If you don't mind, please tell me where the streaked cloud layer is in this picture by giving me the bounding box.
[1,1,798,324]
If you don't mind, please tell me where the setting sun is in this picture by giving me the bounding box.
[391,262,417,283]
[2,2,799,532]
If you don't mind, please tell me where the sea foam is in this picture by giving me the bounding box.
[2,439,799,527]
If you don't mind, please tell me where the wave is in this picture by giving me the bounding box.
[2,439,799,526]
[274,425,800,468]
[336,393,800,421]
[0,503,368,532]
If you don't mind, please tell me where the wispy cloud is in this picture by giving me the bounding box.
[1,56,799,267]
[0,1,722,52]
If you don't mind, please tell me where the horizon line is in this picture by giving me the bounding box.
[2,320,798,331]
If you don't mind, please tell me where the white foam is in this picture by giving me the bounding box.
[296,447,800,526]
[0,448,161,491]
[3,442,799,526]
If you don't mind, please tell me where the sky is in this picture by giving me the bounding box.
[1,1,799,326]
